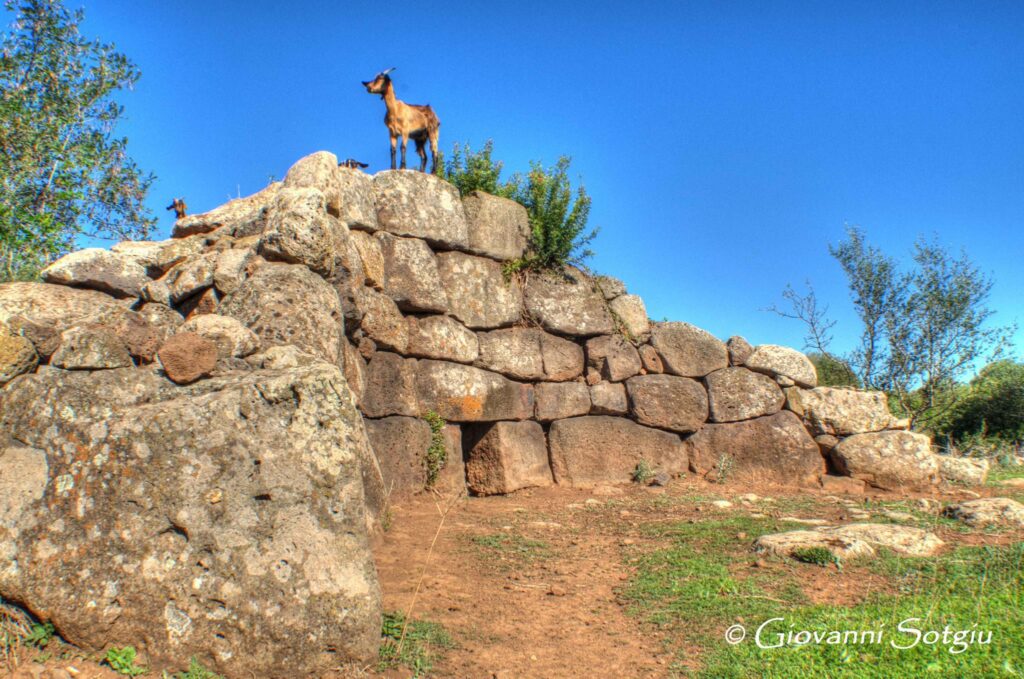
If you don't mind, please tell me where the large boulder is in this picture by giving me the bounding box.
[0,363,383,677]
[179,314,261,359]
[41,248,150,298]
[361,352,420,418]
[540,332,585,381]
[406,315,479,363]
[282,150,375,228]
[0,282,132,357]
[0,330,38,386]
[785,387,894,435]
[336,167,378,231]
[745,344,817,388]
[172,182,280,239]
[938,456,989,486]
[355,288,409,354]
[548,416,687,486]
[258,187,336,276]
[705,367,784,422]
[534,381,591,421]
[220,263,343,365]
[349,230,385,289]
[415,360,533,422]
[464,421,552,495]
[726,336,754,365]
[586,334,642,382]
[830,430,939,490]
[112,236,208,277]
[943,498,1024,527]
[376,233,448,313]
[476,327,545,380]
[211,247,254,295]
[685,411,825,485]
[589,381,628,415]
[50,325,133,370]
[625,374,708,433]
[649,322,728,377]
[364,416,433,496]
[462,191,529,261]
[161,252,218,305]
[373,170,469,249]
[436,252,523,329]
[524,269,614,337]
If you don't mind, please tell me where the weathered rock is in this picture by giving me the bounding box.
[113,234,210,277]
[361,352,419,418]
[50,325,133,370]
[754,531,875,561]
[705,367,784,422]
[585,367,601,386]
[258,187,336,275]
[282,151,348,218]
[589,381,628,415]
[157,332,218,384]
[594,276,626,300]
[540,332,585,381]
[0,446,48,529]
[649,322,728,377]
[162,252,218,304]
[406,315,478,363]
[638,345,663,374]
[341,339,366,406]
[626,374,708,433]
[354,288,408,354]
[943,498,1024,527]
[220,264,343,364]
[41,249,149,298]
[373,170,469,249]
[435,425,467,495]
[0,330,38,386]
[548,416,687,487]
[415,360,533,422]
[364,416,433,496]
[685,411,825,485]
[376,233,448,313]
[180,314,261,359]
[726,336,754,366]
[524,269,614,337]
[462,190,529,261]
[818,524,944,556]
[0,363,382,676]
[745,344,817,388]
[436,252,522,329]
[938,456,989,486]
[534,381,591,421]
[349,230,384,289]
[814,434,840,452]
[786,387,893,436]
[211,247,253,295]
[609,295,650,340]
[248,344,319,370]
[464,421,552,495]
[336,167,378,231]
[180,287,219,319]
[477,327,545,380]
[830,431,938,491]
[141,278,171,305]
[586,334,642,382]
[171,182,280,238]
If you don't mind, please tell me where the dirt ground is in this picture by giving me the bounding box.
[3,476,1015,679]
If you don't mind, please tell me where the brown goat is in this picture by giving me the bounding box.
[361,68,440,173]
[166,198,187,219]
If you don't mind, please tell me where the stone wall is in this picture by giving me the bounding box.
[0,150,970,674]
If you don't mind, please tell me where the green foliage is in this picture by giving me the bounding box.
[162,657,224,679]
[632,459,654,484]
[792,546,841,569]
[940,360,1024,446]
[0,0,155,281]
[23,621,53,648]
[436,140,511,198]
[714,452,735,483]
[421,410,447,488]
[808,352,861,388]
[379,611,454,677]
[104,645,147,676]
[438,139,597,272]
[469,533,551,566]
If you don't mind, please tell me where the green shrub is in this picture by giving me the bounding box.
[379,611,453,677]
[807,352,861,388]
[163,657,224,679]
[438,140,597,273]
[104,646,147,676]
[632,460,654,484]
[421,410,448,487]
[942,360,1024,446]
[791,546,840,568]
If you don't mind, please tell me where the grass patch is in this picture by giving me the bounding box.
[379,611,454,677]
[421,410,448,488]
[469,533,551,566]
[988,463,1024,486]
[162,657,224,679]
[792,546,841,569]
[624,515,1024,677]
[104,645,147,676]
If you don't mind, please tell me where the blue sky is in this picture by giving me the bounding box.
[20,0,1024,363]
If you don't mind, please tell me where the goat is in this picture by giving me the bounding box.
[166,198,187,219]
[361,68,440,173]
[339,158,369,170]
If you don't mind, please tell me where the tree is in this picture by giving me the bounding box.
[0,0,154,281]
[775,227,1015,428]
[942,360,1024,445]
[807,352,861,388]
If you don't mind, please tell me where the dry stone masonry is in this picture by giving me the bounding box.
[0,150,979,675]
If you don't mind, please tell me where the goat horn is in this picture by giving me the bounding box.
[381,67,396,75]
